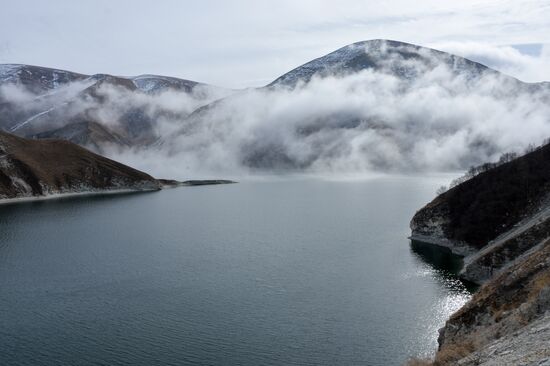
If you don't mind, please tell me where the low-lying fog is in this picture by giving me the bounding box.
[2,46,550,180]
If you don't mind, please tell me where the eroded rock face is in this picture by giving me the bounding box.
[410,197,449,238]
[0,131,160,200]
[452,315,550,366]
[409,144,550,365]
[410,195,476,256]
[433,240,550,365]
[460,216,550,284]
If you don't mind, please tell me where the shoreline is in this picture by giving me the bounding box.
[410,235,481,292]
[409,234,477,257]
[0,188,159,205]
[0,179,237,205]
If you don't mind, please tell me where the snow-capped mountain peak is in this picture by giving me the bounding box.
[268,39,494,87]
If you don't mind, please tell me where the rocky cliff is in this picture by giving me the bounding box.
[411,141,550,283]
[433,240,550,365]
[409,144,550,365]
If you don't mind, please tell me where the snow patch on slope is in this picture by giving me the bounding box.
[10,105,60,132]
[269,41,371,87]
[131,74,199,94]
[0,64,23,82]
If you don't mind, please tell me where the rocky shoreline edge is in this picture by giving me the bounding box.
[408,235,550,366]
[0,180,237,205]
[407,144,550,365]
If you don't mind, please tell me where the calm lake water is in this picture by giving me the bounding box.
[0,177,470,366]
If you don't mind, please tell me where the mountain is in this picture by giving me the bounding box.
[172,40,550,172]
[409,144,550,365]
[0,64,231,153]
[0,130,161,199]
[0,64,222,96]
[0,64,87,92]
[2,40,549,173]
[269,39,475,87]
[132,74,199,94]
[268,39,524,88]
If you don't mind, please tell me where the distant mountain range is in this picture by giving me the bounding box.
[1,40,549,172]
[0,64,231,153]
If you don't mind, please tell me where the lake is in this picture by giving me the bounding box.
[0,177,470,366]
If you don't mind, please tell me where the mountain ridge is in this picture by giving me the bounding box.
[267,39,547,88]
[0,63,224,93]
[171,39,550,172]
[2,40,549,172]
[0,63,232,153]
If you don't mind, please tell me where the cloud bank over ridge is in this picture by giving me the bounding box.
[118,42,550,178]
[2,41,549,179]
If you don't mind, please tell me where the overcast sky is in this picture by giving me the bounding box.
[1,0,549,88]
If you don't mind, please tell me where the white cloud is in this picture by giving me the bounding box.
[430,41,550,82]
[108,43,550,178]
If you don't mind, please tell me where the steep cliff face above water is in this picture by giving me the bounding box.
[411,142,550,279]
[409,143,550,365]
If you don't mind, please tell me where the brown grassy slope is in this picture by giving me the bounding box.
[435,240,550,364]
[0,131,159,198]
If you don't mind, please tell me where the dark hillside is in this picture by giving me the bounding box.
[413,142,550,249]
